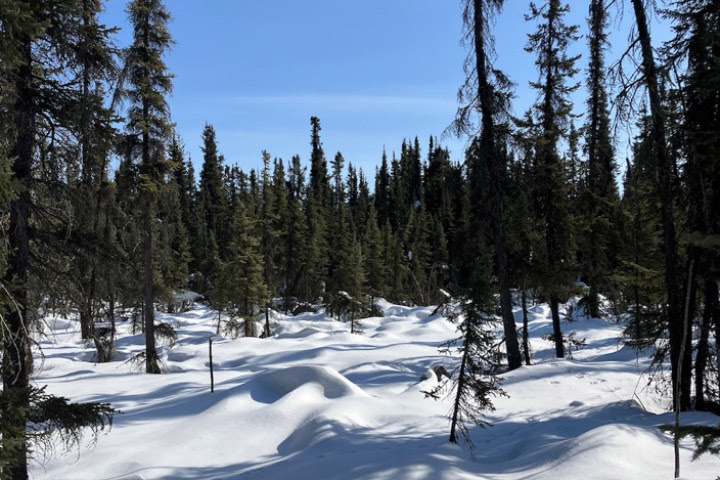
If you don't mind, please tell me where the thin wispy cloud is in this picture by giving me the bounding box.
[216,93,456,113]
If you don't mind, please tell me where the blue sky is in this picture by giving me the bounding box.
[101,1,672,179]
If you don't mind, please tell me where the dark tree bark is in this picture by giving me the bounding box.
[676,4,720,412]
[264,304,271,337]
[630,0,687,409]
[78,0,94,341]
[549,297,564,358]
[140,12,160,375]
[470,0,522,370]
[695,279,716,410]
[521,288,531,365]
[449,336,469,444]
[142,189,159,373]
[1,32,33,480]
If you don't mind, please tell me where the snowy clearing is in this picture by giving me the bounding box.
[31,301,720,480]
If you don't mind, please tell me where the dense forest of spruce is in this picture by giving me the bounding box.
[1,0,720,478]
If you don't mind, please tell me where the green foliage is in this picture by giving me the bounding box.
[222,316,245,340]
[212,199,268,336]
[198,124,228,256]
[123,0,175,375]
[0,157,15,278]
[0,386,115,474]
[425,251,506,452]
[578,0,621,317]
[154,321,177,347]
[520,0,582,357]
[615,119,666,346]
[363,205,387,300]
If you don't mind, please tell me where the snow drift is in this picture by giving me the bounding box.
[29,301,720,480]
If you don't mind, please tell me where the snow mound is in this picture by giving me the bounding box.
[275,326,328,339]
[31,300,720,479]
[278,415,357,454]
[166,351,194,362]
[249,366,368,403]
[531,423,674,480]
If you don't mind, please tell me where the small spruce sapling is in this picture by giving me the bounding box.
[326,291,365,334]
[425,284,506,451]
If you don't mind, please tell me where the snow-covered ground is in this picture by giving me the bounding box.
[31,300,720,479]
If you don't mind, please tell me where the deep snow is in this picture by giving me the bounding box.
[30,300,720,479]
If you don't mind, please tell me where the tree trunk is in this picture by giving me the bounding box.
[716,291,720,398]
[209,338,215,393]
[679,255,696,410]
[264,304,271,337]
[140,10,160,375]
[1,33,34,480]
[449,335,470,444]
[80,307,92,341]
[472,0,521,370]
[695,278,715,411]
[78,0,96,342]
[522,288,531,365]
[550,297,565,358]
[538,2,565,359]
[244,297,253,337]
[143,194,159,373]
[109,288,116,356]
[630,0,686,409]
[674,259,695,478]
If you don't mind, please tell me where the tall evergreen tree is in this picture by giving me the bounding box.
[258,150,279,298]
[284,155,309,303]
[1,12,48,473]
[506,138,544,365]
[617,128,665,346]
[374,150,391,225]
[123,0,174,374]
[157,166,190,298]
[581,0,620,318]
[363,205,387,307]
[305,117,331,299]
[271,157,290,300]
[331,151,345,208]
[198,124,227,260]
[524,0,581,358]
[450,0,522,370]
[665,0,720,414]
[171,138,192,227]
[0,2,115,477]
[218,199,268,337]
[114,137,145,315]
[66,0,119,342]
[629,0,688,411]
[356,168,371,237]
[308,116,332,210]
[424,140,453,233]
